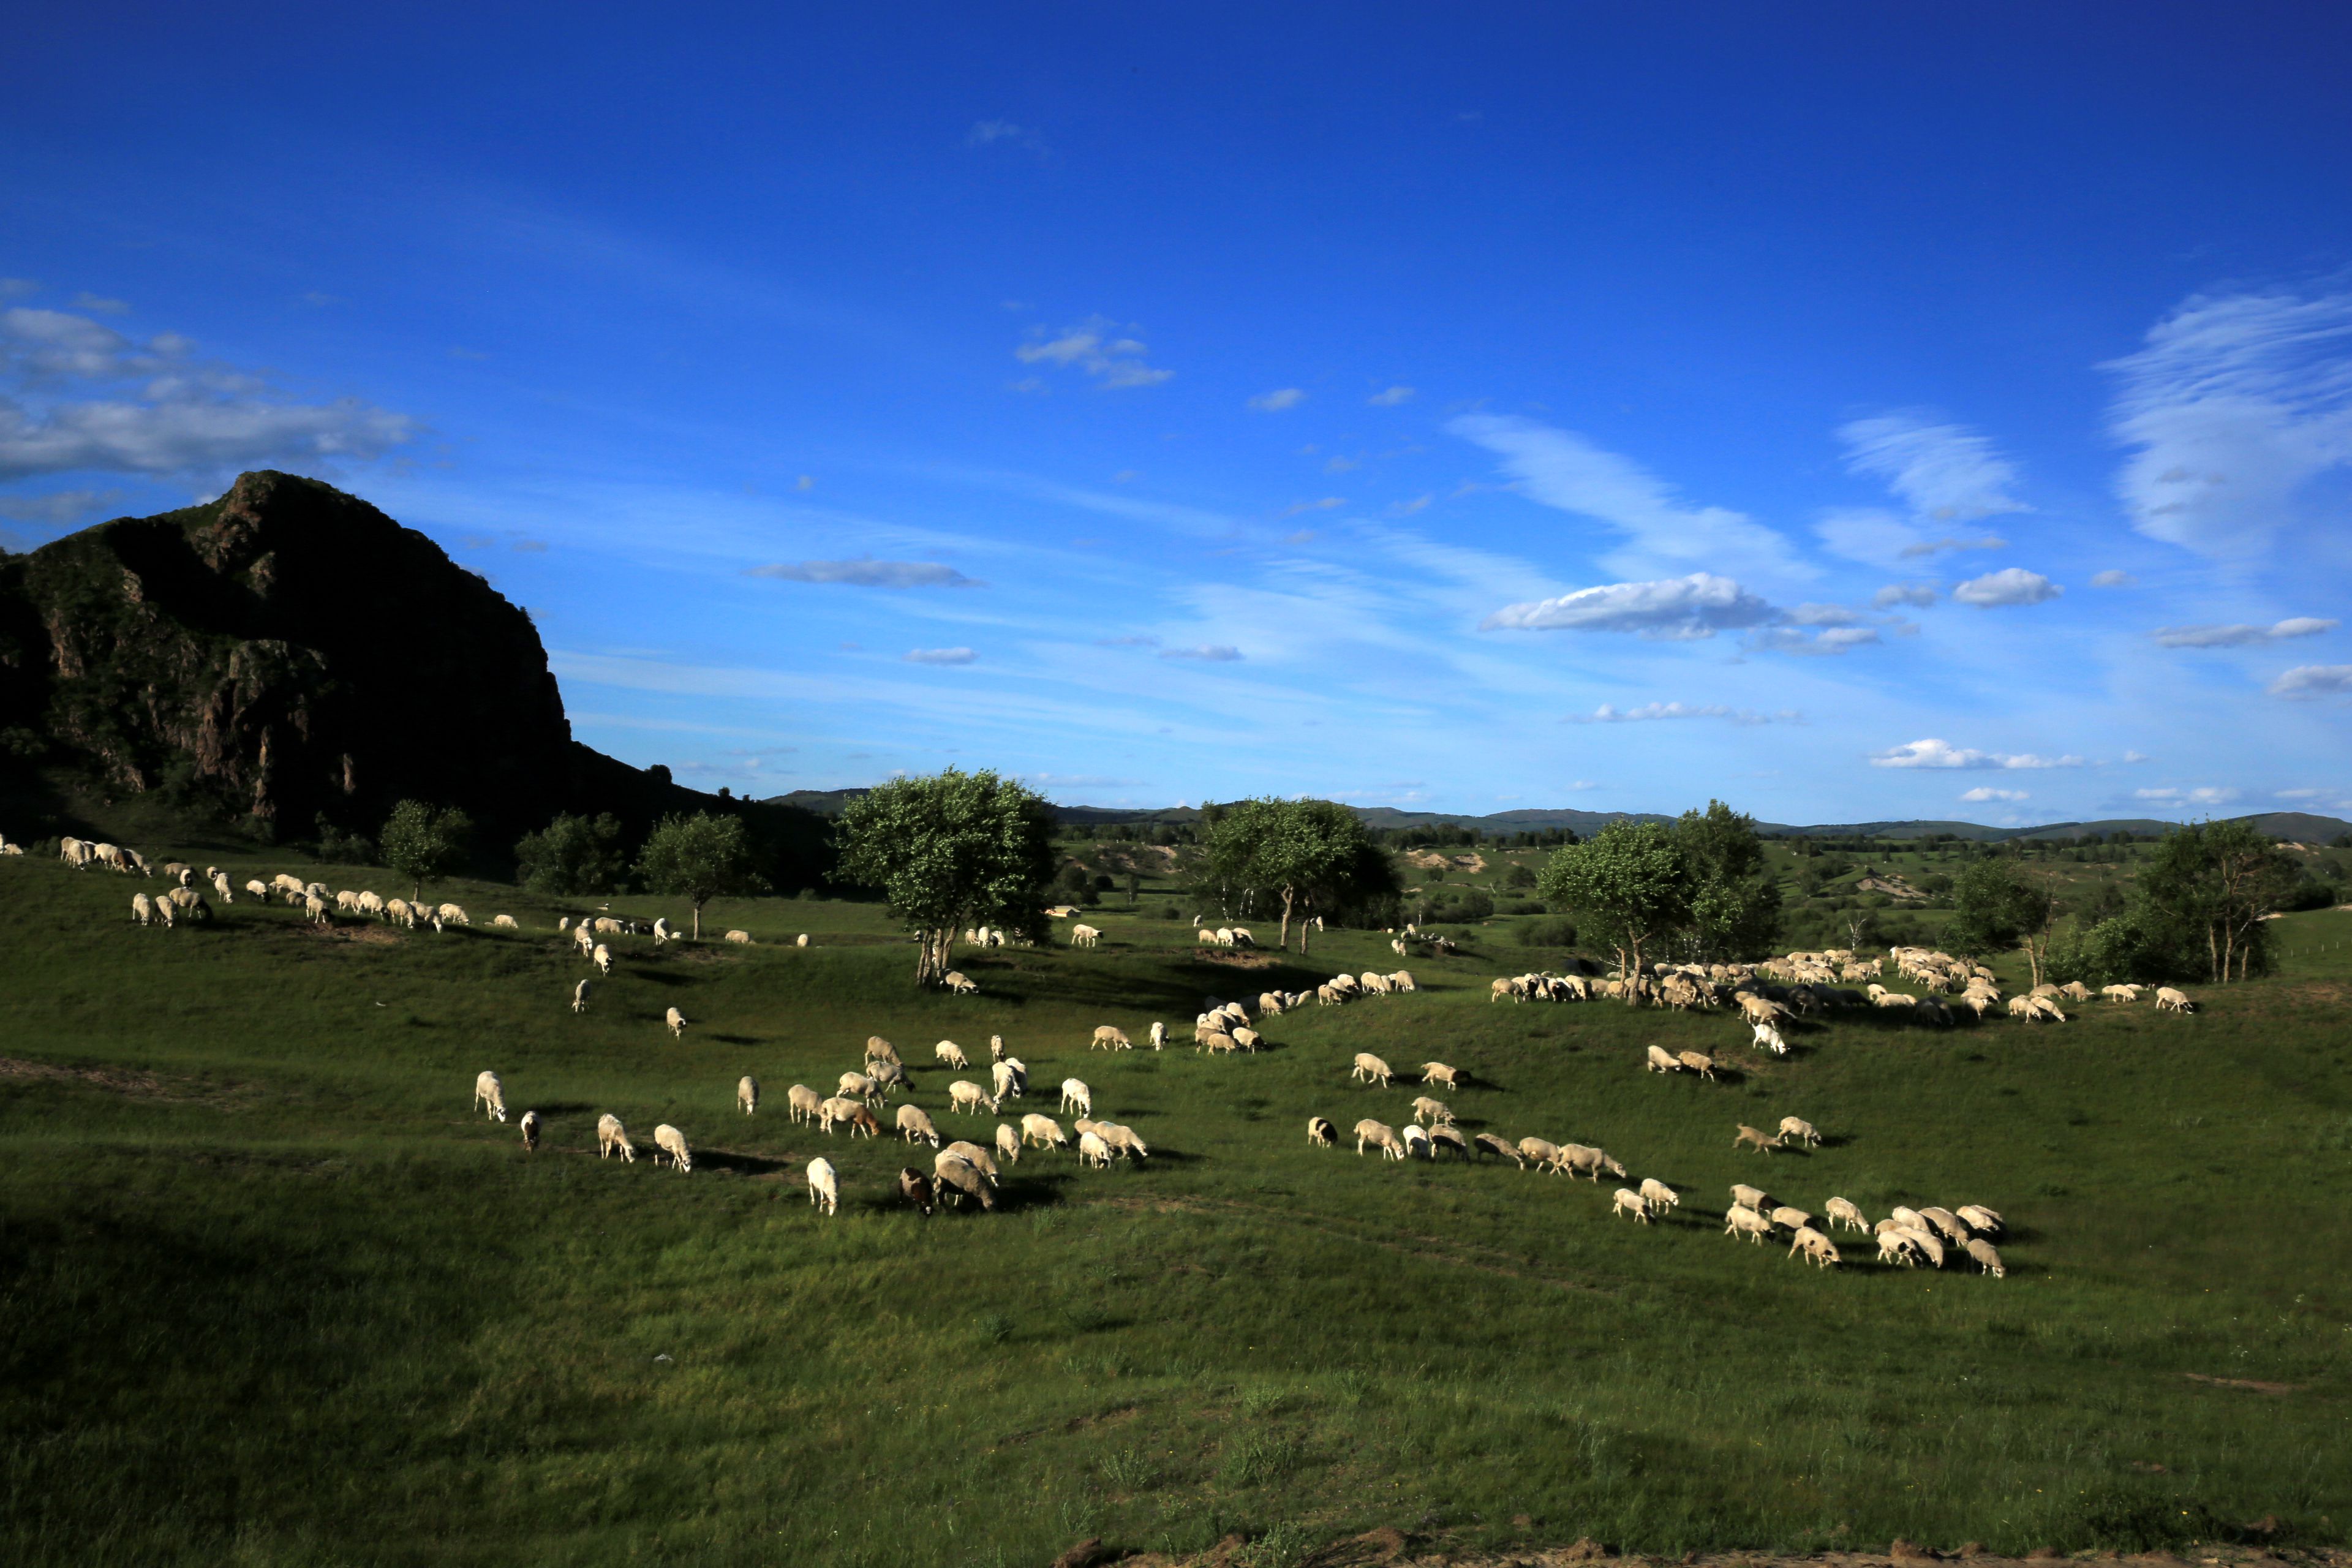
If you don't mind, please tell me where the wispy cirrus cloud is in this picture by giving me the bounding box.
[1368,385,1414,406]
[1247,387,1306,412]
[1871,738,2084,769]
[1841,412,2030,521]
[1747,625,1882,656]
[1961,786,2029,802]
[1449,413,1802,580]
[1483,571,1776,639]
[902,646,977,665]
[2135,785,2241,805]
[2151,617,2334,649]
[2105,285,2352,556]
[1014,315,1170,389]
[1873,583,1937,609]
[1160,644,1243,662]
[745,557,981,588]
[1566,701,1802,725]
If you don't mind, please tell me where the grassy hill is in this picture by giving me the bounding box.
[3,850,2348,1566]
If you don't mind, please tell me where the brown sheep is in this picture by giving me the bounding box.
[898,1167,935,1216]
[1733,1124,1776,1155]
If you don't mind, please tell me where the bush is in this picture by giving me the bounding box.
[1518,917,1577,948]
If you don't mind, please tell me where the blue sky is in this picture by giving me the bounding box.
[5,3,2351,824]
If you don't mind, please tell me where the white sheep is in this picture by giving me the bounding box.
[1059,1078,1091,1115]
[806,1156,839,1215]
[1644,1044,1682,1074]
[941,1139,1001,1185]
[786,1084,822,1124]
[896,1104,941,1146]
[1020,1112,1068,1151]
[935,1039,970,1069]
[1789,1226,1841,1268]
[1777,1116,1822,1147]
[990,1059,1022,1102]
[1308,1116,1336,1147]
[474,1071,509,1123]
[519,1110,541,1152]
[725,929,752,945]
[1148,1020,1166,1050]
[1612,1188,1652,1223]
[131,893,153,925]
[491,913,518,929]
[1350,1052,1394,1088]
[571,979,592,1014]
[1752,1022,1789,1056]
[1824,1196,1869,1234]
[1071,923,1100,948]
[436,903,469,927]
[1639,1177,1679,1211]
[1964,1237,2006,1277]
[1724,1205,1773,1244]
[943,971,978,995]
[2155,986,2195,1014]
[1956,1204,2005,1235]
[652,918,674,944]
[1077,1131,1114,1169]
[244,879,270,900]
[1420,1061,1461,1089]
[1090,1025,1131,1051]
[795,933,809,947]
[594,943,613,976]
[1409,1095,1453,1127]
[664,1006,688,1040]
[213,872,235,902]
[994,1121,1022,1165]
[737,1076,759,1115]
[951,1080,1000,1115]
[1356,1119,1404,1159]
[597,1113,636,1161]
[1401,1123,1432,1159]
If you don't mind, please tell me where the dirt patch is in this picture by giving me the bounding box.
[2185,1373,2305,1395]
[1192,951,1276,969]
[1856,874,1927,900]
[300,922,402,945]
[1403,850,1488,873]
[0,1056,169,1095]
[1098,1544,2347,1568]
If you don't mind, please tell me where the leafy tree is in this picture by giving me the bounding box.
[636,812,766,939]
[514,812,627,897]
[1671,799,1782,962]
[1949,858,2059,986]
[2136,820,2297,982]
[380,800,472,903]
[835,769,1057,986]
[1504,862,1538,889]
[1200,797,1395,952]
[1537,820,1690,1001]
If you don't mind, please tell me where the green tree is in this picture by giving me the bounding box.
[835,769,1057,986]
[380,800,472,903]
[1672,799,1782,962]
[2136,820,2297,982]
[514,812,627,897]
[636,812,766,939]
[1949,858,2059,986]
[1537,820,1690,1002]
[1200,797,1395,953]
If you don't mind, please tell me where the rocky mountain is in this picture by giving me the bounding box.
[0,472,822,870]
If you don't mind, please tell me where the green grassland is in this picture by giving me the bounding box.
[3,851,2350,1567]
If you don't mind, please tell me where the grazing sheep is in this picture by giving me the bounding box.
[1724,1205,1774,1243]
[1825,1196,1869,1234]
[1731,1183,1771,1212]
[787,1084,822,1124]
[1200,1031,1240,1057]
[665,1006,688,1040]
[571,979,592,1014]
[1964,1237,2007,1277]
[1613,1188,1653,1223]
[131,893,153,925]
[1676,1050,1718,1081]
[1350,1052,1394,1088]
[1428,1125,1468,1159]
[865,1037,900,1068]
[1777,1116,1821,1147]
[1751,1021,1789,1056]
[519,1110,541,1152]
[795,933,809,947]
[1091,1025,1131,1051]
[1355,1119,1405,1160]
[1142,1020,1165,1051]
[594,944,613,976]
[1877,1230,1917,1267]
[724,929,752,945]
[1474,1132,1524,1167]
[653,918,674,945]
[1894,1226,1947,1269]
[1789,1226,1841,1268]
[1770,1205,1813,1232]
[1420,1061,1461,1089]
[1645,1044,1682,1074]
[304,893,331,925]
[818,1096,861,1133]
[1020,1113,1068,1151]
[944,971,978,995]
[839,1071,881,1104]
[737,1076,760,1115]
[935,1039,970,1069]
[1096,1122,1150,1159]
[807,1157,840,1215]
[1071,923,1100,948]
[840,1106,882,1139]
[1401,1123,1433,1159]
[935,1153,999,1209]
[474,1071,509,1123]
[1734,1124,1776,1155]
[1230,1027,1262,1052]
[1059,1078,1091,1115]
[1956,1204,2005,1235]
[1640,1177,1679,1211]
[897,1167,933,1215]
[1390,971,1417,992]
[436,903,470,927]
[2101,984,2142,1003]
[994,1121,1022,1165]
[941,1140,1001,1185]
[989,1060,1022,1103]
[213,872,236,902]
[1518,1137,1562,1172]
[1918,1207,1972,1245]
[1076,1131,1115,1169]
[951,1080,1000,1116]
[492,913,518,929]
[1561,1145,1627,1183]
[597,1114,636,1162]
[1891,1205,1924,1230]
[2155,986,2195,1014]
[896,1104,941,1146]
[1410,1095,1454,1127]
[653,1125,692,1173]
[1306,1115,1338,1148]
[245,879,270,900]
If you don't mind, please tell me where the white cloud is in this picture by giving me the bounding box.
[1749,625,1882,656]
[1367,386,1414,406]
[1873,583,1937,609]
[2124,750,2150,763]
[69,293,129,315]
[1280,496,1344,517]
[2105,286,2352,556]
[1566,701,1802,725]
[1094,634,1160,647]
[1951,567,2061,608]
[966,119,1046,152]
[2277,788,2321,799]
[903,647,977,665]
[1483,571,1777,638]
[1450,413,1801,579]
[1841,412,2030,521]
[2269,663,2352,698]
[745,558,979,588]
[2135,785,2241,805]
[0,487,121,524]
[0,280,37,300]
[2151,617,2334,649]
[2091,570,2136,587]
[1871,738,2086,770]
[1014,316,1170,389]
[1247,387,1306,412]
[1161,644,1243,662]
[0,306,413,481]
[1785,602,1862,626]
[1961,787,2029,802]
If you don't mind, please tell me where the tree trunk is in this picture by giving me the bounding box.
[1279,888,1295,951]
[916,927,947,987]
[692,899,704,940]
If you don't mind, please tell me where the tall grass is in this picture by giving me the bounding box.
[0,854,2346,1564]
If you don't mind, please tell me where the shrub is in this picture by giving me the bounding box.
[1518,917,1577,948]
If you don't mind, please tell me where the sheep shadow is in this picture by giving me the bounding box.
[698,1148,791,1177]
[706,1032,761,1046]
[528,1100,599,1118]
